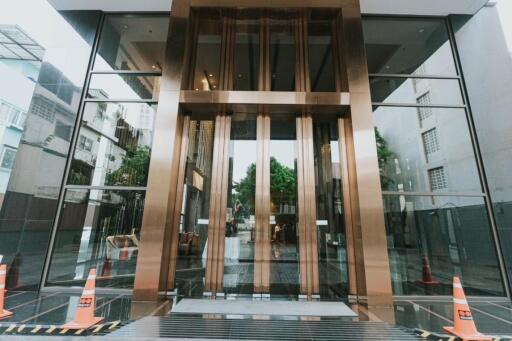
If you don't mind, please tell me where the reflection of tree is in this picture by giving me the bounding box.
[106,145,150,187]
[233,157,296,216]
[375,127,395,188]
[69,159,93,185]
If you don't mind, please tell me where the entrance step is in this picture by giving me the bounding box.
[171,298,358,317]
[109,315,421,340]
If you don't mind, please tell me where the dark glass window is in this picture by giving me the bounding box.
[47,189,146,288]
[270,18,296,91]
[363,17,457,76]
[191,10,222,91]
[308,19,336,91]
[370,77,463,105]
[384,194,505,296]
[94,15,169,72]
[233,19,260,91]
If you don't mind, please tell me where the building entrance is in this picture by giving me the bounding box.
[163,7,353,300]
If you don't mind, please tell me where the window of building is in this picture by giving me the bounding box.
[428,167,447,190]
[417,92,433,124]
[0,146,17,170]
[77,135,93,152]
[422,128,440,158]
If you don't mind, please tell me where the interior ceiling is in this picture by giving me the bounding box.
[48,0,489,15]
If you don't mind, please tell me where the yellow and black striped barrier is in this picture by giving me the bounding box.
[0,320,125,336]
[413,328,512,341]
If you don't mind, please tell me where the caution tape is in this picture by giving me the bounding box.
[413,328,512,341]
[0,320,125,336]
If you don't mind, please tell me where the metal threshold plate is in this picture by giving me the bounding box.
[171,299,358,317]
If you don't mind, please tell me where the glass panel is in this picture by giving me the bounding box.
[370,77,463,105]
[47,189,146,288]
[308,19,336,92]
[0,10,99,290]
[175,117,215,296]
[68,102,156,187]
[88,74,160,100]
[269,116,299,295]
[363,17,457,76]
[270,18,296,91]
[373,107,481,193]
[94,15,169,72]
[313,118,347,299]
[191,10,222,91]
[384,194,505,296]
[452,13,512,291]
[233,19,260,91]
[224,114,257,294]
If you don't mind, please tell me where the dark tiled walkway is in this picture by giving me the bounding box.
[1,291,512,340]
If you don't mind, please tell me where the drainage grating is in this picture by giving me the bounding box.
[109,314,422,340]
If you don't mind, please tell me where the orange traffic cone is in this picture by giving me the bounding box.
[0,264,13,320]
[62,269,104,329]
[417,256,438,285]
[443,277,491,340]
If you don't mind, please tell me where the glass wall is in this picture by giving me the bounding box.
[46,14,169,288]
[269,116,299,295]
[363,16,506,296]
[224,114,257,294]
[175,117,215,296]
[0,2,100,290]
[312,117,347,299]
[452,7,512,291]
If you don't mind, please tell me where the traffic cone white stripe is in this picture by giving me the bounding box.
[87,275,96,280]
[453,283,462,288]
[0,284,4,289]
[0,271,5,276]
[82,290,95,295]
[453,298,467,304]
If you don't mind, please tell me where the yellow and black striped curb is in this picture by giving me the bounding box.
[413,328,512,341]
[0,320,125,336]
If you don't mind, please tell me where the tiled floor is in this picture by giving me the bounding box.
[1,290,512,339]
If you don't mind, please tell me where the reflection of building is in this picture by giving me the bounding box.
[1,0,512,326]
[0,25,44,205]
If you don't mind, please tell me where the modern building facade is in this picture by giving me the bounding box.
[0,0,511,311]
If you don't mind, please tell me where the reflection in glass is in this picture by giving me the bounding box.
[270,19,296,91]
[363,17,457,76]
[373,107,481,193]
[47,189,145,288]
[308,19,336,92]
[384,194,505,296]
[87,74,160,100]
[224,114,257,294]
[233,20,260,91]
[313,118,347,299]
[269,117,299,295]
[191,11,222,91]
[94,15,169,72]
[370,77,463,105]
[175,118,215,296]
[68,102,156,187]
[0,10,100,290]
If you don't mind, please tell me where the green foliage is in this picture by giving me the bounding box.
[106,145,150,187]
[233,157,296,214]
[374,127,395,188]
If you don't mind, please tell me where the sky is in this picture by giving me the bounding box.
[497,0,512,52]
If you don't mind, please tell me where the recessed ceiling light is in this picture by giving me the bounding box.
[123,25,129,30]
[209,74,213,77]
[418,28,425,33]
[151,65,156,69]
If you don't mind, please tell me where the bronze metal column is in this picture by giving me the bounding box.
[133,0,192,300]
[340,3,393,307]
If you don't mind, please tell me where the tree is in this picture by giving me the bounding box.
[374,127,395,189]
[233,157,296,216]
[106,145,151,187]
